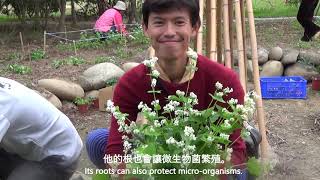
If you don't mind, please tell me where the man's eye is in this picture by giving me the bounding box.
[176,21,186,26]
[154,21,163,25]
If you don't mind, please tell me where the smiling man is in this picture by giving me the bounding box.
[86,0,247,179]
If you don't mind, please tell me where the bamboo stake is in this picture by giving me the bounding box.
[43,31,46,54]
[28,43,31,61]
[209,0,217,60]
[196,0,204,54]
[64,26,67,40]
[217,0,223,64]
[240,0,248,88]
[19,32,25,58]
[234,0,246,92]
[223,0,232,68]
[206,0,212,58]
[228,0,235,68]
[73,40,77,55]
[246,0,269,161]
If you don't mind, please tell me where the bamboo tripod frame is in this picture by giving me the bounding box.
[200,0,269,161]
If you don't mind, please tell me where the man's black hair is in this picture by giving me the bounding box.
[142,0,200,27]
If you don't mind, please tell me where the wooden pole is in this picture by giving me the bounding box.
[228,0,235,69]
[217,0,223,64]
[196,0,204,54]
[223,0,232,68]
[209,0,217,60]
[43,31,46,54]
[206,0,212,58]
[240,0,248,88]
[73,40,77,55]
[234,0,246,92]
[64,26,67,40]
[246,0,269,161]
[19,32,25,58]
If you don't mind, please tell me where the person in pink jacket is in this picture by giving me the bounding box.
[94,1,128,38]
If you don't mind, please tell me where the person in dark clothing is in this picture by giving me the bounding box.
[297,0,320,41]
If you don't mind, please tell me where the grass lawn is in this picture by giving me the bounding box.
[252,0,320,17]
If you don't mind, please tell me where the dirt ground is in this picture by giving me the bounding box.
[0,19,320,179]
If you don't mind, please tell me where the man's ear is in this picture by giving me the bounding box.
[191,21,201,38]
[142,22,149,37]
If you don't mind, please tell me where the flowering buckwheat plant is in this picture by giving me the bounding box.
[107,48,258,179]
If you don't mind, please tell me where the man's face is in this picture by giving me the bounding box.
[143,8,199,61]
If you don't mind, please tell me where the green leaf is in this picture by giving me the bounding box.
[202,108,213,119]
[142,143,156,154]
[209,93,225,103]
[247,157,262,177]
[92,173,109,180]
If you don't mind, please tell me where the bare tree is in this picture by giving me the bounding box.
[71,0,77,25]
[57,0,66,31]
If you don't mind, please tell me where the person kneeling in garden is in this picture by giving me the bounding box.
[87,0,253,179]
[0,77,83,180]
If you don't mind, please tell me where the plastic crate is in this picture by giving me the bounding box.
[260,76,307,99]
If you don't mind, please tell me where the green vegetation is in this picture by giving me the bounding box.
[94,56,116,64]
[65,56,85,65]
[31,49,45,61]
[105,77,118,87]
[252,0,298,17]
[73,97,92,105]
[51,60,65,69]
[0,15,18,22]
[6,52,21,61]
[8,64,32,74]
[51,56,85,69]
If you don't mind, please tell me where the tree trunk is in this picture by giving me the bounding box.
[128,0,137,24]
[97,0,106,16]
[71,0,77,25]
[57,0,66,31]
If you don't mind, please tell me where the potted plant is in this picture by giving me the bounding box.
[74,97,91,113]
[89,97,99,109]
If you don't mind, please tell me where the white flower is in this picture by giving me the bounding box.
[184,126,195,140]
[223,87,233,93]
[186,47,198,60]
[166,137,177,144]
[133,129,140,134]
[173,119,179,126]
[122,135,129,140]
[151,70,160,78]
[106,100,115,113]
[176,90,185,96]
[163,104,175,112]
[215,82,223,90]
[151,78,157,88]
[154,120,161,127]
[151,100,159,106]
[149,111,157,118]
[123,140,132,153]
[228,98,238,105]
[138,102,144,110]
[142,57,158,67]
[189,92,197,99]
[226,148,233,161]
[207,136,214,142]
[176,141,185,147]
[220,133,230,140]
